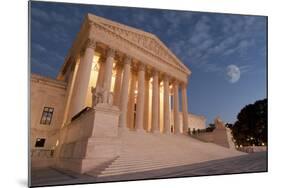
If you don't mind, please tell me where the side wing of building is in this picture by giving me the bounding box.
[187,113,206,130]
[30,74,66,167]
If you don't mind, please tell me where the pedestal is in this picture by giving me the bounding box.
[58,103,120,173]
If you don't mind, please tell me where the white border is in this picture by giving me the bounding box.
[1,0,280,188]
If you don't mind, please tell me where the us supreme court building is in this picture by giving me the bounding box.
[31,14,214,174]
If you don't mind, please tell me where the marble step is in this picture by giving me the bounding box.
[109,156,188,165]
[106,158,192,170]
[117,152,189,157]
[98,160,196,177]
[109,158,188,167]
[111,155,191,164]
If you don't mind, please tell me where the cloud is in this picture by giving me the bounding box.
[31,57,57,76]
[31,7,81,25]
[31,7,50,21]
[162,11,194,37]
[30,4,266,79]
[239,65,252,74]
[163,13,265,75]
[201,63,223,73]
[33,43,47,53]
[32,19,43,29]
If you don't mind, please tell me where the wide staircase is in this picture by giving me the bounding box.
[88,129,245,178]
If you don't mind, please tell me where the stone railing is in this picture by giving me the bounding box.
[31,149,55,158]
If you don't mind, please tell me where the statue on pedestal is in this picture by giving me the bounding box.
[92,85,105,106]
[92,86,114,106]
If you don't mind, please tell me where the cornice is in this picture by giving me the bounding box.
[31,74,67,90]
[90,21,190,77]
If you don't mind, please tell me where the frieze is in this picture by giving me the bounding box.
[91,21,188,74]
[101,23,175,64]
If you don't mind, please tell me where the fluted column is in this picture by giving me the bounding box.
[181,83,189,134]
[143,76,150,131]
[118,57,131,128]
[151,70,159,132]
[113,64,122,106]
[135,64,145,130]
[163,75,170,134]
[173,81,180,134]
[127,73,137,129]
[96,61,105,88]
[71,39,96,116]
[102,48,115,103]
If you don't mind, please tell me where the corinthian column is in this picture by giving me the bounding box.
[135,64,145,131]
[118,57,131,128]
[173,81,180,134]
[96,61,105,89]
[181,82,189,134]
[127,73,137,129]
[113,64,122,106]
[151,70,159,132]
[102,48,115,103]
[163,75,170,134]
[143,76,149,131]
[71,38,96,117]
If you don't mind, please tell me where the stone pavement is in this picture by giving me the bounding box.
[30,152,267,187]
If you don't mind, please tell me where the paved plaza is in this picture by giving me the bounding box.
[31,151,267,187]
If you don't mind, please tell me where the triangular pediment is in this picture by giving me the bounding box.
[88,14,191,75]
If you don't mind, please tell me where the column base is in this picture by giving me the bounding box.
[136,129,147,134]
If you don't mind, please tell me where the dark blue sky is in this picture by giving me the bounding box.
[30,1,267,125]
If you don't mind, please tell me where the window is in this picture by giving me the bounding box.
[40,107,54,125]
[35,138,45,147]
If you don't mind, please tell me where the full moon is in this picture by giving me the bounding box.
[226,65,240,83]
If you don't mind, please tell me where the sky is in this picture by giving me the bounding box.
[30,1,267,125]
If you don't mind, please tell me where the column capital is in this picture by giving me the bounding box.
[124,56,132,65]
[163,74,170,81]
[114,62,123,70]
[138,63,146,71]
[107,48,115,58]
[173,80,179,86]
[180,82,187,88]
[85,38,97,49]
[152,69,159,76]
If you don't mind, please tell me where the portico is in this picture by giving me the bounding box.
[59,14,191,135]
[66,42,190,134]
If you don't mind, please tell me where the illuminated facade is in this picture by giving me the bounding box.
[30,14,212,173]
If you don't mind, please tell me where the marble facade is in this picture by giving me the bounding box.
[30,14,209,172]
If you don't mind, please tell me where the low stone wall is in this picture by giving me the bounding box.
[57,103,120,173]
[31,149,55,168]
[192,132,214,142]
[238,146,267,153]
[191,128,235,149]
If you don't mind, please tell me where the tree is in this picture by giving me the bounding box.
[225,123,233,129]
[231,98,267,146]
